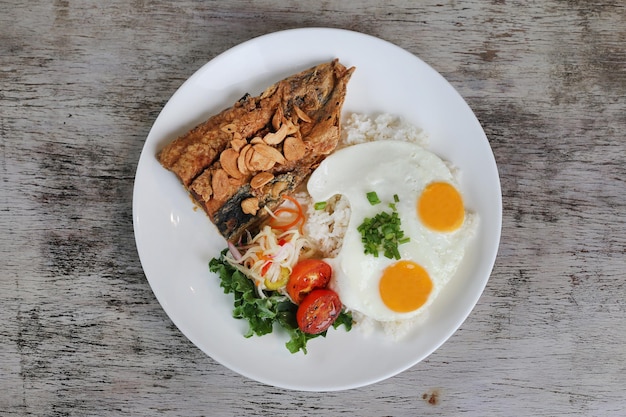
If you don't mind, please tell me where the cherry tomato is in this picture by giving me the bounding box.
[296,289,342,334]
[287,259,332,304]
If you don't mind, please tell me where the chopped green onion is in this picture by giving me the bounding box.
[357,195,409,260]
[393,194,400,203]
[366,191,381,205]
[314,201,327,210]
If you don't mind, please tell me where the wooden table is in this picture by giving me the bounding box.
[2,1,625,415]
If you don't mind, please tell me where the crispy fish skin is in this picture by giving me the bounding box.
[210,172,302,241]
[158,59,354,241]
[158,92,280,187]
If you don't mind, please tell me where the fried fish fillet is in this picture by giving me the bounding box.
[158,59,355,242]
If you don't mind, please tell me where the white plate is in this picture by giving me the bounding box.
[133,28,502,391]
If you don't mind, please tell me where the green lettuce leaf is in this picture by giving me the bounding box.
[209,250,352,354]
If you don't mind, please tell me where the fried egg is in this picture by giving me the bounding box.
[307,140,477,322]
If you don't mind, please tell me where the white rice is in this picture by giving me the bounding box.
[300,193,351,258]
[339,112,428,149]
[297,113,430,341]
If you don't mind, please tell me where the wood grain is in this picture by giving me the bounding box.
[1,0,625,415]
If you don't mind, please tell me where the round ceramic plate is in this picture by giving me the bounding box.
[133,28,502,391]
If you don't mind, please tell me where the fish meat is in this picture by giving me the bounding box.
[158,59,355,242]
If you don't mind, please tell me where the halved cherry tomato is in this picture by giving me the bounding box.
[286,259,332,304]
[296,289,342,334]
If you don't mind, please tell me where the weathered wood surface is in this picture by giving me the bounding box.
[1,1,625,415]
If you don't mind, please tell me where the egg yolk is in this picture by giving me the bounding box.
[418,182,465,232]
[379,260,433,313]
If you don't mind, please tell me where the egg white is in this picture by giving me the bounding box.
[307,140,477,322]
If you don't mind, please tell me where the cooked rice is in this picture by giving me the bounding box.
[340,112,428,148]
[300,193,351,258]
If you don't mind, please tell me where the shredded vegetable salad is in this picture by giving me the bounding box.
[225,226,312,297]
[209,194,352,354]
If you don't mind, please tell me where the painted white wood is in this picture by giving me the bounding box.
[1,1,624,415]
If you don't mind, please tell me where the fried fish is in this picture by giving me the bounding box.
[158,59,355,242]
